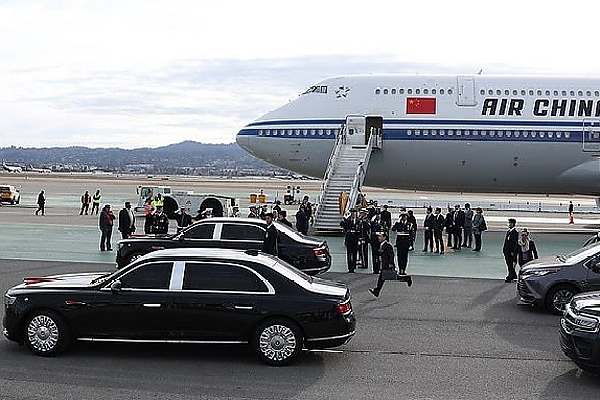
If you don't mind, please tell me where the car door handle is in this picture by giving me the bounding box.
[143,303,161,308]
[234,305,254,310]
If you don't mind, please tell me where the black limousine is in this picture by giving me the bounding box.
[116,218,331,275]
[3,248,355,366]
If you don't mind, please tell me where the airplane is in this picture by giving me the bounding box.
[26,164,52,173]
[236,74,600,202]
[2,162,22,173]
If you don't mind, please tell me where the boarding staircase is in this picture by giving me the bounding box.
[312,125,382,233]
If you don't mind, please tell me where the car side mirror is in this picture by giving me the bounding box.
[110,280,122,293]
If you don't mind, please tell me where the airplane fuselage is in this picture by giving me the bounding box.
[236,75,600,196]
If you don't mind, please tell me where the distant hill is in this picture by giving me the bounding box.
[0,141,287,176]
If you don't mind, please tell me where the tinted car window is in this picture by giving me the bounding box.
[183,262,267,292]
[221,224,264,241]
[184,224,215,239]
[120,262,172,289]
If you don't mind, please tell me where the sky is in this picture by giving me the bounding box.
[1,0,599,149]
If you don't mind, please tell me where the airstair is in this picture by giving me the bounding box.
[312,116,382,233]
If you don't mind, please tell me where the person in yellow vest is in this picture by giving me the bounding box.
[151,194,164,209]
[91,189,101,215]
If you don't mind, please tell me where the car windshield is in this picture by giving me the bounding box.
[557,243,600,264]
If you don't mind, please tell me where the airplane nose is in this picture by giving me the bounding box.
[235,128,250,152]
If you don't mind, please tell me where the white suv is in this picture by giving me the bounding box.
[0,185,20,204]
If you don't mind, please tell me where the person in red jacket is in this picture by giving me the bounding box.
[99,204,116,251]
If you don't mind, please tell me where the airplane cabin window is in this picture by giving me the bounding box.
[465,130,470,136]
[570,90,575,96]
[407,130,412,136]
[303,129,308,135]
[440,130,445,136]
[595,91,599,96]
[432,89,437,94]
[554,90,559,96]
[528,90,534,96]
[295,129,301,135]
[392,88,397,94]
[423,130,429,136]
[456,129,461,135]
[490,131,495,137]
[540,132,545,138]
[287,129,293,135]
[258,130,263,136]
[383,89,389,94]
[523,131,529,138]
[448,89,453,94]
[318,129,323,135]
[408,89,413,94]
[521,90,526,95]
[265,130,270,136]
[440,89,444,95]
[481,131,486,136]
[531,132,537,138]
[548,132,554,138]
[431,130,437,135]
[565,132,571,138]
[488,90,493,95]
[512,90,518,95]
[504,90,510,95]
[415,130,421,135]
[448,130,453,136]
[545,90,551,96]
[424,89,429,94]
[496,90,501,95]
[480,89,485,95]
[311,129,317,135]
[562,90,567,96]
[375,89,381,94]
[400,88,405,94]
[537,90,542,95]
[578,91,583,96]
[556,132,562,138]
[415,89,421,94]
[587,91,591,96]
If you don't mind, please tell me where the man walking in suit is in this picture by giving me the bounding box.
[391,213,413,275]
[369,232,412,297]
[340,209,360,273]
[503,218,519,283]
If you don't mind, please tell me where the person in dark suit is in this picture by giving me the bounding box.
[444,207,454,248]
[262,213,278,256]
[380,205,392,235]
[369,232,412,297]
[247,205,259,218]
[433,207,445,254]
[407,209,417,250]
[35,190,45,216]
[340,209,360,273]
[99,204,115,251]
[391,213,412,275]
[357,209,371,269]
[176,207,193,233]
[277,210,294,229]
[295,205,309,235]
[423,206,435,252]
[503,218,519,282]
[118,201,136,239]
[369,213,385,274]
[151,205,169,234]
[452,204,465,250]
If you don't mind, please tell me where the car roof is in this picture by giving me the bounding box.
[135,247,277,265]
[196,217,265,224]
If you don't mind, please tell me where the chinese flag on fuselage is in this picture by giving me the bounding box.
[406,97,436,114]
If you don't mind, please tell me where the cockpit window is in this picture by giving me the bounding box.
[302,85,328,95]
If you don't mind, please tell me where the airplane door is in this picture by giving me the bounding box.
[456,76,477,106]
[344,115,366,145]
[582,119,600,152]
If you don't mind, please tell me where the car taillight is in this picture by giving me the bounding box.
[337,301,352,315]
[313,247,327,257]
[23,277,56,285]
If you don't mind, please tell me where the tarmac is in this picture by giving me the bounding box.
[0,173,597,279]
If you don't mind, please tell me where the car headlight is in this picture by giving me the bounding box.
[4,293,16,306]
[521,269,560,278]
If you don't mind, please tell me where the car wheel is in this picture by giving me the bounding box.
[24,310,70,356]
[253,318,302,366]
[126,251,146,265]
[546,285,578,315]
[575,362,600,375]
[15,197,19,204]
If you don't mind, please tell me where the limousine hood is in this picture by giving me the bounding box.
[12,272,109,290]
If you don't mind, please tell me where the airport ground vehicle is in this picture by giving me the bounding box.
[560,292,600,374]
[3,248,355,366]
[116,217,331,275]
[0,185,20,204]
[136,185,238,218]
[517,243,600,314]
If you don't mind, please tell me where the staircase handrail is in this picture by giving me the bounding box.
[344,130,379,215]
[314,124,346,223]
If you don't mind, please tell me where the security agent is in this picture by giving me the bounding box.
[370,213,386,274]
[357,208,371,269]
[391,213,413,275]
[369,232,412,297]
[503,218,519,283]
[262,212,278,256]
[340,208,360,273]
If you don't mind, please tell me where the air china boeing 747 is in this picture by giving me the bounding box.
[236,75,600,198]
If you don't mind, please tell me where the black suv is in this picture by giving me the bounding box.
[560,291,600,374]
[116,217,331,275]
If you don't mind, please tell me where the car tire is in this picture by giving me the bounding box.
[15,196,20,204]
[575,362,600,375]
[126,251,146,265]
[24,310,70,356]
[546,284,578,315]
[253,318,302,366]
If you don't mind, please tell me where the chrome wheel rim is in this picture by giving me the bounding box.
[552,290,574,312]
[259,324,297,362]
[27,315,59,353]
